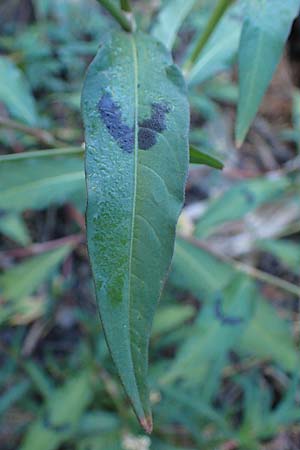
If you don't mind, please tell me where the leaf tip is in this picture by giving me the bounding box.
[140,415,153,434]
[215,161,224,170]
[235,139,243,149]
[235,123,247,148]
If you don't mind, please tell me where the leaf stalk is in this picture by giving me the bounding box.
[184,0,235,73]
[182,235,300,298]
[120,0,132,12]
[97,0,133,32]
[0,115,62,147]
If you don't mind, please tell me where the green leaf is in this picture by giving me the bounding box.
[24,361,53,399]
[0,379,30,416]
[78,411,120,435]
[256,239,300,274]
[238,299,298,371]
[189,92,219,120]
[235,0,300,144]
[0,212,31,246]
[187,3,243,86]
[205,80,239,104]
[82,31,189,431]
[151,442,196,450]
[162,274,255,384]
[77,434,121,450]
[195,176,290,238]
[151,0,196,50]
[152,304,195,337]
[292,88,300,152]
[189,144,224,169]
[0,56,39,126]
[172,238,235,298]
[1,295,45,326]
[0,148,85,212]
[160,385,229,430]
[20,372,92,450]
[0,245,72,301]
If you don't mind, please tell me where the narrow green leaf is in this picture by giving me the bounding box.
[189,144,224,169]
[0,379,30,415]
[256,239,300,274]
[0,212,31,246]
[151,442,196,450]
[77,411,120,435]
[1,294,45,326]
[0,56,39,126]
[0,148,85,212]
[187,3,243,86]
[0,245,72,301]
[238,299,298,371]
[162,274,255,384]
[24,361,54,399]
[172,238,235,298]
[205,80,239,104]
[235,0,300,144]
[185,0,236,72]
[292,88,300,152]
[77,434,121,450]
[151,0,196,50]
[161,386,229,430]
[152,304,195,337]
[82,31,189,431]
[20,372,92,450]
[195,177,290,238]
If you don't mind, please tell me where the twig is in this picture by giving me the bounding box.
[279,221,300,238]
[0,146,84,162]
[22,319,49,356]
[0,115,64,147]
[181,235,300,298]
[96,0,133,32]
[65,204,86,231]
[119,0,135,29]
[1,234,84,260]
[184,0,235,73]
[223,357,270,378]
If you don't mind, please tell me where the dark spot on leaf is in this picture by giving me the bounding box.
[138,103,170,150]
[98,92,134,153]
[98,93,170,152]
[214,294,244,326]
[138,127,156,149]
[241,187,256,204]
[43,410,71,433]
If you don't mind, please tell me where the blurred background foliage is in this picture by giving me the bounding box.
[0,0,300,449]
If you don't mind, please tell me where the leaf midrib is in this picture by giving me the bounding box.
[127,35,146,416]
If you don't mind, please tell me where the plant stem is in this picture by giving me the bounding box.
[184,0,235,73]
[0,115,63,147]
[120,0,131,12]
[182,235,300,298]
[1,234,84,259]
[96,0,133,32]
[232,260,300,298]
[0,147,84,162]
